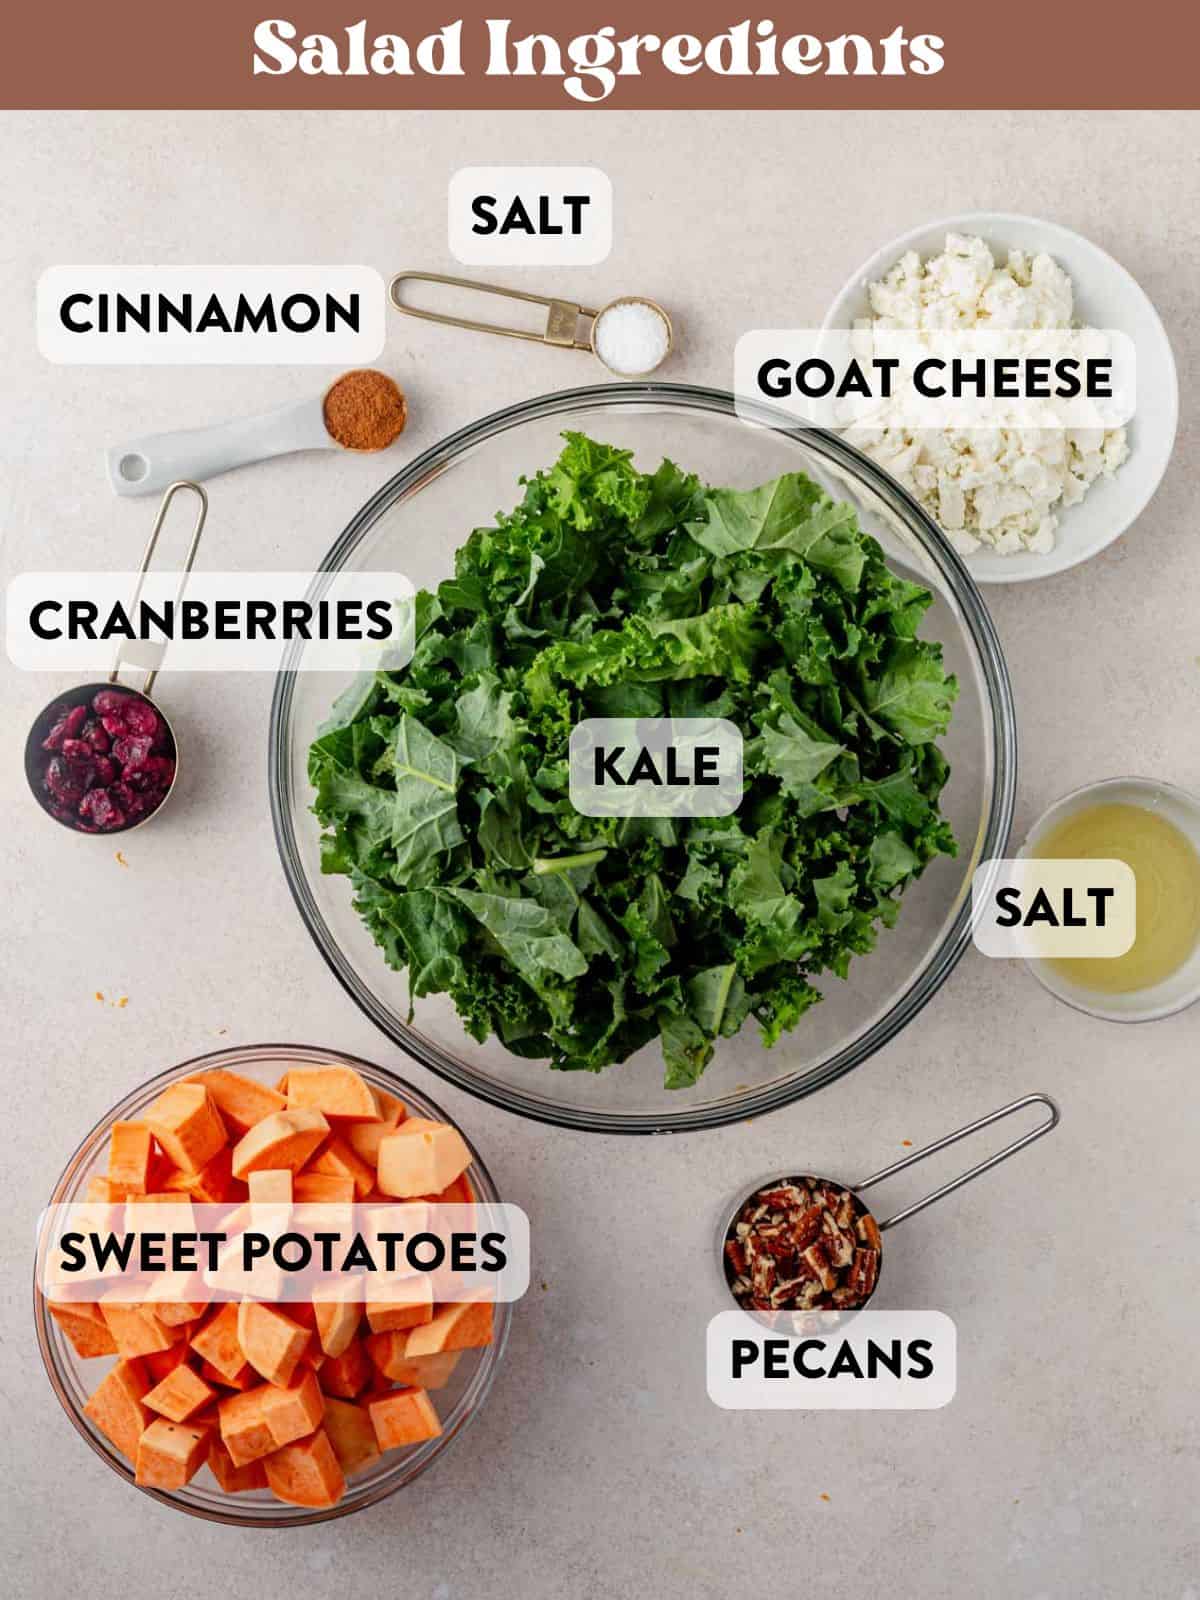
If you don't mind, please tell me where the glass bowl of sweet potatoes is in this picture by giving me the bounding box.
[34,1042,512,1526]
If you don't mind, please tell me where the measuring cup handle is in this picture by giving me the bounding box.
[858,1093,1060,1232]
[106,397,330,498]
[110,480,208,698]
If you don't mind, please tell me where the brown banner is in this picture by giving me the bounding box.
[4,1,1198,109]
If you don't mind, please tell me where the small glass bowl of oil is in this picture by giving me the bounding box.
[1020,777,1200,1022]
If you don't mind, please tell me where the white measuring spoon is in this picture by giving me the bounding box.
[106,392,338,498]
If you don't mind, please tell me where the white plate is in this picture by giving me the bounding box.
[822,212,1178,584]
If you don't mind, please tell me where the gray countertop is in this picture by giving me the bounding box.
[2,109,1197,1599]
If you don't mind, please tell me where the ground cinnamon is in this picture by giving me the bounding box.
[323,369,407,451]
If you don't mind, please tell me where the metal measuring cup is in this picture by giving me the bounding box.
[390,270,674,378]
[23,480,208,836]
[719,1093,1061,1315]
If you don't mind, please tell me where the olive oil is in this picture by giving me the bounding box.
[1034,802,1200,993]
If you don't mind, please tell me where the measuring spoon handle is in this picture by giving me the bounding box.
[106,395,333,498]
[857,1092,1060,1232]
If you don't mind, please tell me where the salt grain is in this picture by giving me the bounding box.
[593,299,671,376]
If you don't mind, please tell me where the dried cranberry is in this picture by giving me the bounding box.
[41,708,71,752]
[79,787,125,830]
[122,700,160,739]
[112,733,154,770]
[93,756,117,786]
[45,756,88,807]
[62,738,93,762]
[92,688,133,716]
[102,713,130,738]
[110,781,137,812]
[82,719,111,753]
[128,755,175,791]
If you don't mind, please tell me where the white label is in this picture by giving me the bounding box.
[448,167,612,265]
[7,571,415,673]
[707,1309,956,1410]
[735,328,1136,430]
[38,1202,530,1305]
[972,857,1137,959]
[37,266,386,364]
[569,717,743,818]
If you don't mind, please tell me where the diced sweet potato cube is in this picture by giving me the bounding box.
[322,1397,380,1476]
[370,1346,462,1391]
[404,1299,493,1358]
[162,1145,241,1203]
[144,1363,216,1422]
[286,1063,379,1122]
[99,1296,180,1359]
[232,1109,330,1181]
[259,1368,326,1447]
[376,1119,472,1199]
[237,1301,311,1386]
[247,1167,293,1221]
[143,1279,208,1327]
[107,1121,154,1194]
[364,1330,406,1382]
[84,1360,151,1459]
[189,1069,287,1135]
[144,1343,191,1382]
[263,1428,346,1508]
[313,1286,361,1359]
[365,1275,433,1334]
[135,1417,210,1488]
[201,1358,256,1391]
[345,1088,406,1166]
[190,1302,245,1381]
[367,1387,441,1451]
[48,1300,119,1359]
[248,1168,293,1203]
[218,1387,278,1466]
[293,1173,355,1205]
[320,1338,371,1398]
[308,1134,375,1199]
[143,1083,227,1175]
[207,1435,268,1492]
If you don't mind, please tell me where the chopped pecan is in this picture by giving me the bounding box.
[846,1247,880,1300]
[857,1212,882,1251]
[823,1225,856,1269]
[791,1205,825,1251]
[802,1240,839,1291]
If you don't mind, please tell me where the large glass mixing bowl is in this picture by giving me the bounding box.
[270,385,1016,1134]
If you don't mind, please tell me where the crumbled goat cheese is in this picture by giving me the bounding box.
[843,234,1129,556]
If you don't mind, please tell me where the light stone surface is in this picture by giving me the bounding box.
[1,109,1197,1598]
